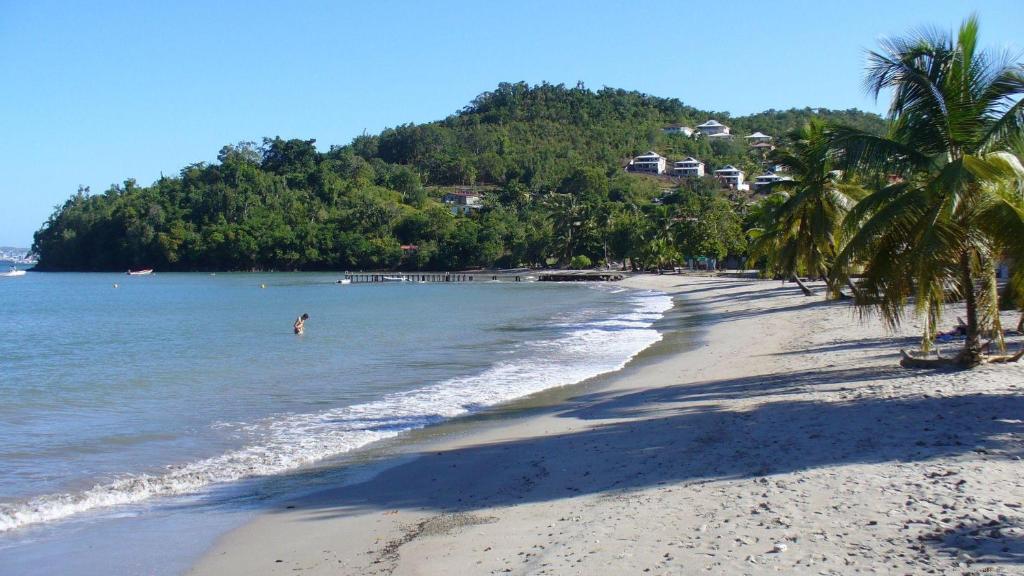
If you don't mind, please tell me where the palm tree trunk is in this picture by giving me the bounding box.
[825,277,852,300]
[791,274,813,296]
[1018,311,1023,333]
[845,278,862,300]
[982,261,1006,353]
[958,251,982,367]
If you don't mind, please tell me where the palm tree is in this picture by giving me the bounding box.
[830,15,1024,367]
[543,192,593,266]
[747,120,865,298]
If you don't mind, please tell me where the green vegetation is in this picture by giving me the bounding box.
[747,15,1023,369]
[31,83,884,272]
[747,120,866,298]
[828,15,1024,367]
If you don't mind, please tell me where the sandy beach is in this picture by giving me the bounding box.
[189,275,1024,575]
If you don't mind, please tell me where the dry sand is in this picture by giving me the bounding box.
[189,275,1024,575]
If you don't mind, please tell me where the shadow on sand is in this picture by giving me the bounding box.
[258,360,1023,565]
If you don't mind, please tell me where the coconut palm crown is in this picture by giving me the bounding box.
[747,119,865,298]
[830,15,1024,366]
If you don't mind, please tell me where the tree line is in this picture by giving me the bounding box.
[31,83,884,273]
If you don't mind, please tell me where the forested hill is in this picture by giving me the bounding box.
[32,82,885,271]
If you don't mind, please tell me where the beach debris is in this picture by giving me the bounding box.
[772,542,788,553]
[899,348,1023,368]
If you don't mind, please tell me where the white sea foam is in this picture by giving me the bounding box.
[0,290,673,532]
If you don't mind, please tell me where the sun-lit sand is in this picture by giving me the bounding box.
[189,275,1024,575]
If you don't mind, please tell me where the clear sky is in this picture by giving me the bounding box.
[1,0,1020,247]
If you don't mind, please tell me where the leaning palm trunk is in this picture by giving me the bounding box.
[843,278,862,301]
[790,274,813,296]
[825,276,852,300]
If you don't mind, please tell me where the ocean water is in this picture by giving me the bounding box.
[0,272,672,573]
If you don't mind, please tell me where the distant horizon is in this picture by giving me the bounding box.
[2,0,1020,246]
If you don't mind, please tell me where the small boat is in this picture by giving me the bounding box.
[127,269,154,276]
[336,278,351,285]
[2,267,26,277]
[381,276,408,282]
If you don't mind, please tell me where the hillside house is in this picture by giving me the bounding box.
[714,165,748,190]
[443,191,483,215]
[672,157,705,178]
[662,124,694,136]
[629,151,667,174]
[696,119,730,137]
[752,173,791,191]
[746,132,773,145]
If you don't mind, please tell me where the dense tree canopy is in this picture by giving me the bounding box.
[32,82,886,271]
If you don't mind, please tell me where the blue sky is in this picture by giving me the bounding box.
[1,0,1020,246]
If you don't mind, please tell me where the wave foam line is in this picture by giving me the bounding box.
[0,291,673,532]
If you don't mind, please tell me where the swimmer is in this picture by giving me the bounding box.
[293,313,309,335]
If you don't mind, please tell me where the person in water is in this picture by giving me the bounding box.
[294,313,309,334]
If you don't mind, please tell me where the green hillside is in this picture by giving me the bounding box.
[31,82,885,271]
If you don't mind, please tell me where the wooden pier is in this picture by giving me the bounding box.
[538,272,624,282]
[340,271,623,284]
[342,272,528,283]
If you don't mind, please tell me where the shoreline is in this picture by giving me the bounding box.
[0,278,667,531]
[190,275,1024,575]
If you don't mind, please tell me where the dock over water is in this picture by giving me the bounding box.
[537,272,624,282]
[341,271,624,284]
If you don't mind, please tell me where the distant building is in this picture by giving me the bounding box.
[752,173,791,191]
[662,124,694,136]
[629,151,667,174]
[714,165,747,190]
[672,157,705,178]
[748,132,774,153]
[401,244,419,255]
[696,119,731,137]
[443,191,482,215]
[745,131,773,145]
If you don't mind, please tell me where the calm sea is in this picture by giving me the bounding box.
[0,272,671,574]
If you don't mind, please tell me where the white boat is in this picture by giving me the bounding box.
[2,268,26,277]
[336,278,351,285]
[381,276,408,282]
[127,269,154,276]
